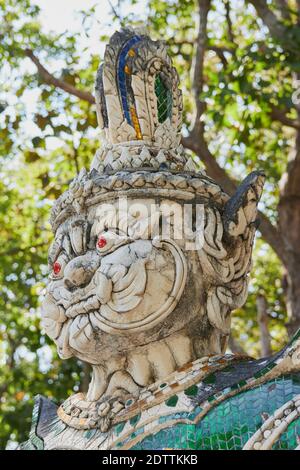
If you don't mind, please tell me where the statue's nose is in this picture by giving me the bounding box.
[63,251,101,289]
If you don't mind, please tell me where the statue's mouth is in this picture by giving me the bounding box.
[64,294,101,318]
[53,272,100,311]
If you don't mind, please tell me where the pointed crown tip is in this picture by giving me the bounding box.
[95,29,182,148]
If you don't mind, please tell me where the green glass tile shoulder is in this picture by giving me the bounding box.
[126,373,300,450]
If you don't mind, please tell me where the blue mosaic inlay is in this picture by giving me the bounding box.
[117,35,141,124]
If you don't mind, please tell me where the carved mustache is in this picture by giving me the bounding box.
[46,240,153,320]
[50,268,113,317]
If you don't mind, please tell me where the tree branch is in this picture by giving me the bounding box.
[256,293,272,357]
[184,0,287,264]
[224,0,235,45]
[256,211,286,264]
[192,0,211,130]
[168,39,233,54]
[25,49,95,104]
[274,0,292,22]
[169,39,233,67]
[182,133,286,263]
[107,0,122,21]
[270,105,300,130]
[209,46,229,67]
[182,134,236,194]
[247,0,300,55]
[247,0,287,41]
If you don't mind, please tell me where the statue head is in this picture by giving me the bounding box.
[41,29,265,409]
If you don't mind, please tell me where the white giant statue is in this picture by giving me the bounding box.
[21,29,300,451]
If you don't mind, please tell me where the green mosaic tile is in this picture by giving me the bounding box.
[165,395,179,407]
[272,416,300,450]
[154,74,172,123]
[203,373,216,384]
[130,413,141,427]
[130,374,300,450]
[184,385,198,397]
[187,441,196,450]
[238,380,247,387]
[84,429,97,439]
[221,365,235,373]
[114,421,126,435]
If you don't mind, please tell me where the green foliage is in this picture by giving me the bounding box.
[0,0,297,449]
[231,238,288,358]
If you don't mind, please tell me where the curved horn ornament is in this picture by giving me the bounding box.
[223,171,266,238]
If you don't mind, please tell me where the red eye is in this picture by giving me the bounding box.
[53,261,61,275]
[97,236,107,249]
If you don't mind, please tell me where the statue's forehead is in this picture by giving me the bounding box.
[88,197,193,235]
[88,198,161,217]
[54,197,196,246]
[53,192,222,237]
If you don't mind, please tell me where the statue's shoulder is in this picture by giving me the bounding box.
[20,332,300,450]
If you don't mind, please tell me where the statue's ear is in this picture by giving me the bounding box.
[222,171,265,237]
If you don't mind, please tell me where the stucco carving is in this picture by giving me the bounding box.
[40,28,266,433]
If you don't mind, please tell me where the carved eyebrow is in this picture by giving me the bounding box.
[62,234,72,256]
[48,234,63,265]
[69,219,89,255]
[48,233,72,264]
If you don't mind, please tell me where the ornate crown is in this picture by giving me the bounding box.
[95,27,182,145]
[91,28,195,174]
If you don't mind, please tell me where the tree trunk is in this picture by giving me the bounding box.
[249,0,300,341]
[284,264,300,336]
[278,88,300,336]
[256,294,272,357]
[278,204,300,337]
